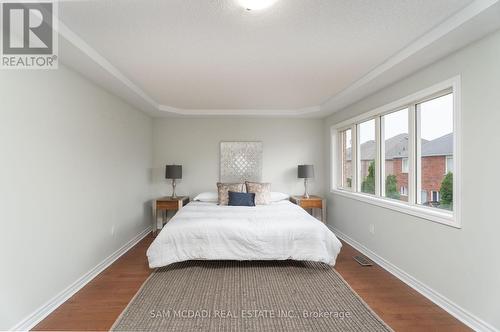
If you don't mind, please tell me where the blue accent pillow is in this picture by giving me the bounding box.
[228,191,255,206]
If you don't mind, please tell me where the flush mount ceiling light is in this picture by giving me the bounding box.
[238,0,277,11]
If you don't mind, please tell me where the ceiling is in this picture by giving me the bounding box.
[56,0,500,117]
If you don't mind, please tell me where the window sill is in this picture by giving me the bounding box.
[330,189,460,229]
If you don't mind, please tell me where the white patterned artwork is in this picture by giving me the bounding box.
[220,141,263,182]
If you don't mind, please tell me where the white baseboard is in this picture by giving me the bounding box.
[10,226,152,331]
[329,226,498,332]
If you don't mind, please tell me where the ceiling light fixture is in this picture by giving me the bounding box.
[238,0,277,11]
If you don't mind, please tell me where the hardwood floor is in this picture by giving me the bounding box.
[334,244,470,332]
[33,234,471,331]
[34,234,154,331]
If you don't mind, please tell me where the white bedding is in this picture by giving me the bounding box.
[147,200,342,268]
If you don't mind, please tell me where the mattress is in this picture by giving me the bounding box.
[147,200,342,268]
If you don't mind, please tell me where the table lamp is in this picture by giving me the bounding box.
[298,165,314,198]
[165,165,182,198]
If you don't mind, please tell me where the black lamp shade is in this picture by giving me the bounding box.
[298,165,314,179]
[165,165,182,179]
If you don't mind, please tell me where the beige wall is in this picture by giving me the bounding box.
[324,29,500,330]
[152,118,325,198]
[0,65,153,329]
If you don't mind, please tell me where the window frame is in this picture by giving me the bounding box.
[330,76,461,228]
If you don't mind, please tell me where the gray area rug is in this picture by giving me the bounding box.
[112,260,392,332]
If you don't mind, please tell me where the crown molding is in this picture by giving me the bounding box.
[55,0,499,118]
[55,18,161,111]
[157,105,322,117]
[319,0,500,115]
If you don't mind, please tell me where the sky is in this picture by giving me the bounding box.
[358,93,453,144]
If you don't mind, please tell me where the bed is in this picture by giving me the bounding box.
[147,200,342,268]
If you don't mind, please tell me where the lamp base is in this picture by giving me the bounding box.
[170,179,177,199]
[303,178,309,199]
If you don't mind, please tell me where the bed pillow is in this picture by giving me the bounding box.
[228,191,256,206]
[270,192,290,202]
[217,182,246,205]
[245,181,271,205]
[193,192,218,202]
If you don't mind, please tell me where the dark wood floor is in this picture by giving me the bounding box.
[34,234,470,331]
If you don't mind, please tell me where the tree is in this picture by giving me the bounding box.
[440,172,453,209]
[385,175,400,199]
[361,161,375,194]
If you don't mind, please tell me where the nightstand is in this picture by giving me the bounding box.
[290,195,326,223]
[152,196,190,235]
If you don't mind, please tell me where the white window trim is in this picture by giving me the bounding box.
[331,189,457,227]
[330,76,461,229]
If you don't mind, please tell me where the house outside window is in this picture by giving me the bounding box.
[340,129,352,190]
[358,119,376,195]
[401,158,409,173]
[416,93,454,211]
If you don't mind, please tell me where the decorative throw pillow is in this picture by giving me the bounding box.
[228,191,255,206]
[217,182,245,205]
[245,181,271,205]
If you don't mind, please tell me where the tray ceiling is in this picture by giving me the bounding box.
[56,0,500,116]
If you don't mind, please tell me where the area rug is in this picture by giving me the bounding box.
[111,260,392,331]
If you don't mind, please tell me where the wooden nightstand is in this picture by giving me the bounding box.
[152,196,190,235]
[290,195,326,223]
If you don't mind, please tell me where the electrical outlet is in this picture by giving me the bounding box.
[369,224,375,235]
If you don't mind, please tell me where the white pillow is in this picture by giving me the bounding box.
[270,192,290,202]
[193,192,218,202]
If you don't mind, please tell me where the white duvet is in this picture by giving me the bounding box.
[147,200,342,268]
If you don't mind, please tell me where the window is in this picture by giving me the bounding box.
[382,109,408,201]
[400,186,408,196]
[421,190,428,204]
[331,77,460,227]
[340,129,352,190]
[416,93,454,211]
[431,190,440,202]
[358,119,376,195]
[401,158,409,173]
